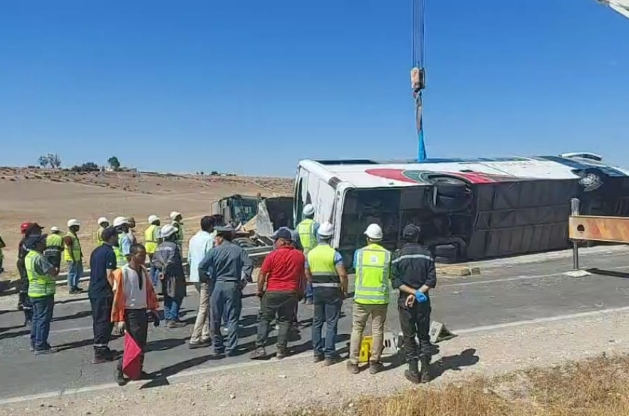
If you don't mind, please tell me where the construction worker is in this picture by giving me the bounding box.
[113,217,132,267]
[188,216,215,349]
[391,224,437,384]
[44,226,64,268]
[152,225,187,328]
[144,215,161,287]
[64,219,84,294]
[89,227,120,364]
[198,225,253,357]
[112,243,160,385]
[347,224,391,375]
[250,228,304,360]
[305,222,348,366]
[127,217,137,244]
[95,217,109,246]
[170,211,184,251]
[296,204,319,305]
[18,222,43,325]
[25,233,60,354]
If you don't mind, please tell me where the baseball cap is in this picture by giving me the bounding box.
[402,224,421,238]
[101,226,119,242]
[272,228,293,241]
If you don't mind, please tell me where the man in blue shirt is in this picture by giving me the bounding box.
[89,227,119,364]
[198,226,253,357]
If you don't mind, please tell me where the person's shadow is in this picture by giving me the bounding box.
[432,348,479,379]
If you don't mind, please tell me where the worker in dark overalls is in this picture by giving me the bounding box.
[198,226,253,357]
[391,224,437,384]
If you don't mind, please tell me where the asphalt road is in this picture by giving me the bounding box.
[1,247,629,402]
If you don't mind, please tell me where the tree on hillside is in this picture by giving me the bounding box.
[71,162,99,172]
[108,156,121,171]
[38,155,49,168]
[37,153,62,169]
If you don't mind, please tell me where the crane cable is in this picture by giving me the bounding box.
[411,0,427,161]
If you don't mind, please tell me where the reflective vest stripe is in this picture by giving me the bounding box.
[63,233,82,262]
[312,282,340,288]
[26,251,56,298]
[355,245,391,305]
[392,253,432,263]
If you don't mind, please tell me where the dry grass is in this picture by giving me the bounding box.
[276,354,629,416]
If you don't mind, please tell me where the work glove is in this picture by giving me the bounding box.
[415,290,428,304]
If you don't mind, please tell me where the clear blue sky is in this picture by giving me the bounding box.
[1,0,628,176]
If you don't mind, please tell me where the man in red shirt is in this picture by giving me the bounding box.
[250,228,305,360]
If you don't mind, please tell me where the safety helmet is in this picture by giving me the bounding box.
[20,222,31,234]
[50,226,60,232]
[67,219,81,228]
[317,222,334,238]
[364,224,383,240]
[147,215,160,224]
[170,211,182,220]
[113,216,129,227]
[97,217,109,226]
[159,224,178,239]
[303,204,315,217]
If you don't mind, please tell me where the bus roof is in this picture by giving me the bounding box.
[298,154,629,188]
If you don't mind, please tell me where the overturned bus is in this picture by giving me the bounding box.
[294,153,629,265]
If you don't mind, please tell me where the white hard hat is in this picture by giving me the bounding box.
[365,224,383,240]
[50,226,60,232]
[67,219,80,228]
[159,224,177,239]
[318,222,334,238]
[170,211,182,220]
[97,217,109,226]
[113,216,129,227]
[303,204,315,217]
[148,215,160,224]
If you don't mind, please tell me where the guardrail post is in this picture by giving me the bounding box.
[571,198,580,270]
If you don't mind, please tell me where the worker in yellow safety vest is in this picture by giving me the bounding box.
[25,233,60,354]
[44,226,64,268]
[95,217,110,246]
[304,222,348,366]
[64,219,83,294]
[113,217,131,268]
[145,215,161,286]
[170,211,184,252]
[296,204,319,305]
[347,223,391,375]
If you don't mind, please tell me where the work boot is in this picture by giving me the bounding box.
[404,360,420,384]
[167,320,187,329]
[346,361,360,374]
[114,367,126,386]
[324,356,339,367]
[419,356,432,383]
[189,340,210,350]
[313,354,324,363]
[34,347,58,355]
[369,361,384,375]
[250,347,267,360]
[276,347,288,360]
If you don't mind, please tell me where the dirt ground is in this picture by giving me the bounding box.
[0,167,292,279]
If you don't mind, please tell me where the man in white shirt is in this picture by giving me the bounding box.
[187,216,215,348]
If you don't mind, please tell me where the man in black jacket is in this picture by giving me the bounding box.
[391,224,436,384]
